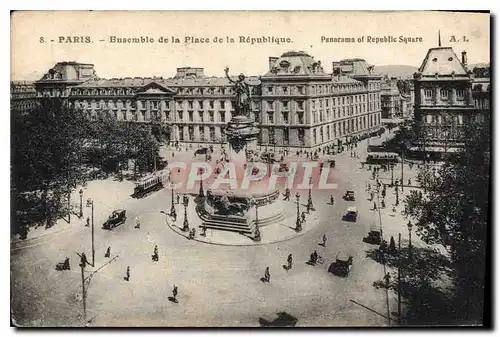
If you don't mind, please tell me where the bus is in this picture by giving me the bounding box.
[365,152,400,164]
[133,172,164,198]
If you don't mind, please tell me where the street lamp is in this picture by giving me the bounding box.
[390,163,395,186]
[295,192,302,232]
[251,197,261,242]
[307,178,315,212]
[87,198,96,266]
[182,195,190,232]
[79,189,84,219]
[170,186,176,219]
[407,221,413,261]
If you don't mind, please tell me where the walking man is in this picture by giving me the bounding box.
[124,266,130,282]
[373,201,377,211]
[152,245,159,261]
[330,194,334,205]
[135,216,140,229]
[284,187,290,201]
[287,254,293,270]
[172,285,178,302]
[264,267,271,283]
[86,217,90,227]
[301,212,306,223]
[176,194,180,204]
[322,234,327,247]
[105,246,111,258]
[381,199,386,209]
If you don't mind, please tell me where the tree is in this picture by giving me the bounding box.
[11,98,91,232]
[403,120,489,323]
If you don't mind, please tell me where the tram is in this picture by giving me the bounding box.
[133,172,164,198]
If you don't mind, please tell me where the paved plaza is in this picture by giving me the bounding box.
[11,129,435,327]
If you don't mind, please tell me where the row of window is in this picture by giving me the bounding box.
[264,82,381,96]
[423,88,466,100]
[263,114,381,146]
[422,114,464,125]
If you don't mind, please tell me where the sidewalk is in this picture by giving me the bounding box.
[11,177,136,248]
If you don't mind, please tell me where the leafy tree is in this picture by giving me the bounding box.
[11,98,90,232]
[403,120,489,323]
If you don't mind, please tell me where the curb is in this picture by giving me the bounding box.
[164,214,320,247]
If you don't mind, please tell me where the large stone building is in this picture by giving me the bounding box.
[14,52,383,150]
[10,81,37,114]
[471,66,490,121]
[260,53,382,150]
[380,78,414,122]
[411,47,477,158]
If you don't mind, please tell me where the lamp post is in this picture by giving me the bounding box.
[407,221,413,261]
[390,163,395,186]
[182,195,190,232]
[295,192,302,232]
[87,199,95,266]
[252,197,261,242]
[307,178,315,212]
[79,189,83,219]
[199,177,205,197]
[170,186,176,219]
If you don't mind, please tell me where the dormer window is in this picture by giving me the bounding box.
[279,60,290,68]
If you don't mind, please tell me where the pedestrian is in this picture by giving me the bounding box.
[135,216,140,229]
[330,194,334,205]
[152,245,159,261]
[301,212,306,223]
[176,194,180,204]
[124,266,130,281]
[381,199,386,208]
[264,267,271,282]
[408,178,411,186]
[105,246,111,258]
[284,188,290,201]
[172,285,178,302]
[287,254,293,270]
[373,201,377,210]
[86,217,90,227]
[384,272,391,286]
[322,234,327,246]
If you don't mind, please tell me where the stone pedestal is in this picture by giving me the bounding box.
[225,115,260,164]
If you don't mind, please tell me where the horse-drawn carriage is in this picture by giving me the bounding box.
[328,252,353,277]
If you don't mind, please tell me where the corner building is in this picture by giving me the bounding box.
[28,52,382,150]
[260,52,382,150]
[411,47,477,158]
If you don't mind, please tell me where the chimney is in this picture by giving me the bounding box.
[269,57,278,71]
[461,51,468,70]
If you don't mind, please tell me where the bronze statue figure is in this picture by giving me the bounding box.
[224,66,251,117]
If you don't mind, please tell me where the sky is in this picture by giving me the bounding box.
[10,11,490,81]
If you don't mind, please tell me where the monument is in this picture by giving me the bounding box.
[196,67,285,241]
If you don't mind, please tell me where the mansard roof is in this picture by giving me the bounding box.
[264,51,329,77]
[418,47,468,76]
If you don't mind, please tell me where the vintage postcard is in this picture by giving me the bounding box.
[10,11,490,327]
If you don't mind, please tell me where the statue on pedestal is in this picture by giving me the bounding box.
[224,66,260,118]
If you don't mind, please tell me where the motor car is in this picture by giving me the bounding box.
[342,190,355,201]
[102,209,127,230]
[342,206,358,222]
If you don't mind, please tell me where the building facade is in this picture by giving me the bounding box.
[10,81,37,114]
[17,52,383,149]
[411,47,477,158]
[471,66,490,122]
[259,52,382,150]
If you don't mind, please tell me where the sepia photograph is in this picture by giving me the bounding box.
[9,10,491,327]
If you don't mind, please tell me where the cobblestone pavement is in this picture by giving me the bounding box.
[11,131,427,327]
